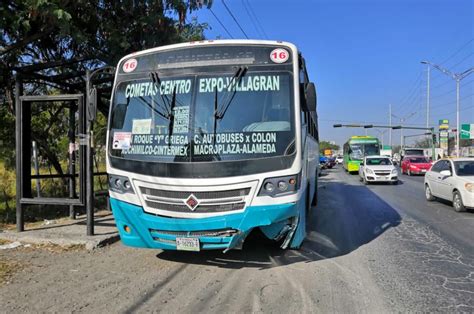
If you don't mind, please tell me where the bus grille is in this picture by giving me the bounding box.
[145,200,246,213]
[140,187,250,199]
[136,183,256,217]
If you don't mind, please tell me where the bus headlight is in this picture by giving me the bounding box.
[264,182,275,192]
[278,181,288,192]
[109,174,135,194]
[258,174,300,197]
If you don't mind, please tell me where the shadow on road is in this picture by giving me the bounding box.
[156,172,402,269]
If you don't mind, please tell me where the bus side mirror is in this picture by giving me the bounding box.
[304,82,317,112]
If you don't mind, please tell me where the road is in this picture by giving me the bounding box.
[1,166,473,312]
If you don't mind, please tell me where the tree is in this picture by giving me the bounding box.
[319,141,340,154]
[413,137,432,148]
[0,1,211,175]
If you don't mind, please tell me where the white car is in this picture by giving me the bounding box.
[359,155,398,185]
[424,158,474,212]
[336,156,343,164]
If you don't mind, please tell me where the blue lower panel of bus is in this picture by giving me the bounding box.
[110,197,299,251]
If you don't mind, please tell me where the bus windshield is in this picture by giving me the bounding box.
[109,71,294,163]
[349,143,379,160]
[404,149,424,156]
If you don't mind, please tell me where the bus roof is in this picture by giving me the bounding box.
[345,136,379,144]
[117,39,299,67]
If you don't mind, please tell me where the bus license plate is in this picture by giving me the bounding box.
[176,237,200,251]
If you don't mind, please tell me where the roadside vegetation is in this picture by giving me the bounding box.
[0,0,211,223]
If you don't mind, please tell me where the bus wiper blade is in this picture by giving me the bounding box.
[212,66,247,144]
[150,71,171,115]
[213,89,218,145]
[167,85,177,146]
[215,66,247,121]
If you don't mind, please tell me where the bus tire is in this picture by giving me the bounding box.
[311,178,318,207]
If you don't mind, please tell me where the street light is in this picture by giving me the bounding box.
[420,61,431,130]
[374,129,388,147]
[391,112,416,148]
[421,61,474,157]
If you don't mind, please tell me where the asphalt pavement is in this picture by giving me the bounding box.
[0,166,473,312]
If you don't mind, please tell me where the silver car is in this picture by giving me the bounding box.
[424,158,474,212]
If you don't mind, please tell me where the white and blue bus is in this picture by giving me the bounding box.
[107,40,319,252]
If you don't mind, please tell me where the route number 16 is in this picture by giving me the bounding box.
[270,48,289,63]
[123,58,137,73]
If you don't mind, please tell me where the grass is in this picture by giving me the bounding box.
[0,260,21,284]
[0,159,109,224]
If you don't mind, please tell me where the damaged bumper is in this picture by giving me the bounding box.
[110,197,299,251]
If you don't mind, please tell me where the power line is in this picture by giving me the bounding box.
[209,8,234,39]
[429,92,474,111]
[244,0,268,39]
[396,72,422,110]
[439,38,474,66]
[429,78,474,99]
[432,103,474,118]
[430,57,474,90]
[241,0,264,39]
[222,0,249,39]
[446,51,474,71]
[396,72,423,114]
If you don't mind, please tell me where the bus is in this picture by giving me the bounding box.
[343,136,380,173]
[106,40,319,252]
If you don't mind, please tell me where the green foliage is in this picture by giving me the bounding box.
[0,105,15,168]
[319,141,340,153]
[0,162,16,223]
[0,1,212,222]
[413,137,432,148]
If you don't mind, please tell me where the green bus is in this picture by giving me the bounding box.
[343,136,381,173]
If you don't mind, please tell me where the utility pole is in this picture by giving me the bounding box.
[421,62,431,129]
[420,61,474,157]
[389,104,392,148]
[456,78,460,157]
[392,112,416,150]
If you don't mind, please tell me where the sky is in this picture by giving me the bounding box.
[190,0,474,147]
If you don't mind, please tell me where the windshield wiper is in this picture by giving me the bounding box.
[212,66,247,143]
[167,85,177,146]
[215,66,247,120]
[150,71,172,116]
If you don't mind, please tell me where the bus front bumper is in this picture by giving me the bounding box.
[110,198,299,251]
[348,162,360,172]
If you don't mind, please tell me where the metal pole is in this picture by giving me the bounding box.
[426,66,430,129]
[86,70,94,236]
[431,128,436,161]
[389,104,392,147]
[456,79,460,157]
[32,141,41,197]
[15,76,24,232]
[68,103,76,219]
[400,124,403,149]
